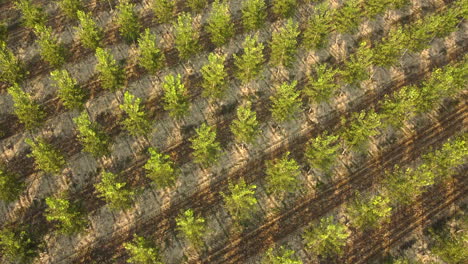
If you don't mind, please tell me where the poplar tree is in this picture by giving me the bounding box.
[346,192,392,230]
[303,2,331,50]
[187,0,207,12]
[200,52,228,100]
[152,0,175,23]
[221,178,258,222]
[272,0,296,18]
[332,0,362,33]
[340,42,372,85]
[0,167,24,202]
[234,35,265,83]
[270,19,299,67]
[34,24,66,67]
[302,216,350,257]
[73,111,110,157]
[124,236,163,264]
[305,132,340,173]
[75,10,103,50]
[56,0,82,20]
[270,80,301,123]
[176,209,206,248]
[190,123,221,167]
[95,47,124,91]
[14,0,47,29]
[241,0,267,31]
[0,226,38,263]
[119,91,151,136]
[263,246,302,264]
[95,171,134,210]
[341,110,381,152]
[144,147,177,188]
[265,152,301,197]
[173,12,199,59]
[25,137,66,174]
[50,69,86,110]
[206,0,234,47]
[7,83,46,130]
[230,101,260,144]
[137,28,165,73]
[45,196,87,234]
[0,41,24,84]
[116,0,141,42]
[304,63,339,103]
[162,74,189,118]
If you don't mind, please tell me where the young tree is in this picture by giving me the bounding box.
[175,209,206,248]
[370,26,409,67]
[7,83,46,130]
[75,10,103,50]
[56,0,82,20]
[0,41,24,84]
[206,0,234,47]
[230,101,260,145]
[272,0,296,18]
[304,63,338,103]
[269,80,302,123]
[119,91,151,136]
[302,216,350,257]
[50,69,86,110]
[262,246,302,264]
[14,0,47,29]
[144,147,177,188]
[124,236,163,264]
[270,19,299,67]
[221,178,258,222]
[116,0,141,42]
[25,137,66,174]
[152,0,175,23]
[265,152,301,198]
[34,24,66,67]
[73,111,110,157]
[162,74,189,118]
[187,0,207,12]
[190,123,221,167]
[0,167,24,202]
[241,0,267,31]
[305,132,340,173]
[137,28,165,73]
[173,12,199,59]
[0,226,38,263]
[45,196,87,234]
[380,85,418,129]
[340,42,372,85]
[303,2,331,50]
[234,34,265,83]
[383,166,422,206]
[332,0,362,33]
[95,171,134,210]
[95,47,124,91]
[346,192,392,230]
[362,0,387,19]
[430,226,467,264]
[341,109,381,152]
[200,52,228,100]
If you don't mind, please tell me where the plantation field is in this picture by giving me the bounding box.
[0,0,467,263]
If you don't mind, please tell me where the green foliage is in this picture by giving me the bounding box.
[262,246,302,264]
[119,91,151,136]
[265,152,301,197]
[332,0,362,33]
[272,0,296,18]
[7,83,46,130]
[190,123,221,167]
[95,171,134,210]
[0,226,37,263]
[206,0,234,47]
[116,0,141,42]
[14,0,47,29]
[341,109,381,151]
[0,21,7,42]
[173,12,199,59]
[230,101,260,144]
[304,63,338,103]
[45,196,87,234]
[95,47,124,91]
[380,85,418,128]
[152,0,175,23]
[234,35,265,83]
[270,19,299,67]
[25,137,65,174]
[137,28,165,73]
[384,166,423,206]
[270,80,301,123]
[144,147,177,188]
[176,209,206,248]
[123,236,162,264]
[241,0,267,31]
[50,69,86,110]
[340,42,372,85]
[346,193,392,230]
[370,26,409,67]
[75,10,103,50]
[187,0,207,12]
[362,0,387,18]
[73,111,110,157]
[305,132,340,173]
[162,74,189,118]
[200,52,228,100]
[430,227,468,264]
[302,215,350,257]
[0,41,24,84]
[34,24,66,67]
[56,0,82,19]
[0,167,24,202]
[303,2,331,50]
[221,178,257,222]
